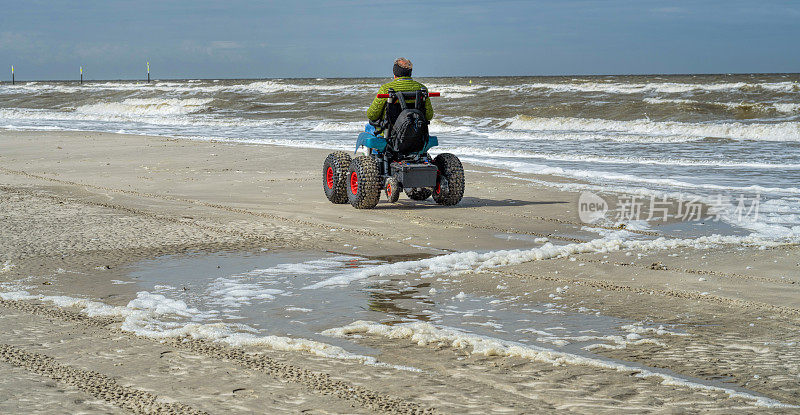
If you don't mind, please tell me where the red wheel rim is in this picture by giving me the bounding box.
[435,181,441,194]
[350,171,358,195]
[325,167,334,189]
[386,183,391,194]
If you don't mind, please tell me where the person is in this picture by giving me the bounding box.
[365,57,434,137]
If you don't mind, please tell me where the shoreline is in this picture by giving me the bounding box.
[2,129,799,413]
[3,72,799,83]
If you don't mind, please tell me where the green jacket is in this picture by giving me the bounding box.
[366,77,434,122]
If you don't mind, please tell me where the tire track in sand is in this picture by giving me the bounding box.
[0,343,208,415]
[0,167,387,239]
[0,298,436,415]
[491,270,800,317]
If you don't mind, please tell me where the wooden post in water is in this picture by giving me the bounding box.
[80,66,83,84]
[11,65,14,85]
[147,61,150,83]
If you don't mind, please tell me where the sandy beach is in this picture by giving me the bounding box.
[1,129,799,414]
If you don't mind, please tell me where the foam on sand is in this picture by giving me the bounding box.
[207,278,284,307]
[0,290,419,372]
[323,320,794,408]
[304,233,784,289]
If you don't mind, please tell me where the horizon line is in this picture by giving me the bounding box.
[3,72,800,83]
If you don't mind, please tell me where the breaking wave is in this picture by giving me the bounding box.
[75,98,213,116]
[643,97,800,114]
[439,146,800,169]
[519,81,800,95]
[502,115,800,142]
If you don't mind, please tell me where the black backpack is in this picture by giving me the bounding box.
[387,90,429,154]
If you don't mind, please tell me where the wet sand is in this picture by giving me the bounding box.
[1,130,799,413]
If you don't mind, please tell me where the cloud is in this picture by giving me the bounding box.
[74,42,131,59]
[208,41,242,50]
[180,40,248,59]
[0,31,39,51]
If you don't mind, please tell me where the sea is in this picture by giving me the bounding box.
[1,74,798,242]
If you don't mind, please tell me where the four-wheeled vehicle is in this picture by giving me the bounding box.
[322,89,464,209]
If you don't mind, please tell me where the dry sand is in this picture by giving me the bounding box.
[0,130,798,414]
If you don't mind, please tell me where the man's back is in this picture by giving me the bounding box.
[367,76,434,122]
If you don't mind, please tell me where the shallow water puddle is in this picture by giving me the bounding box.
[126,250,665,358]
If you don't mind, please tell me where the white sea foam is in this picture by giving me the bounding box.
[75,98,213,116]
[503,116,800,142]
[240,80,372,95]
[0,79,373,96]
[207,278,284,307]
[643,97,800,114]
[621,323,691,337]
[0,108,284,128]
[311,121,366,132]
[428,118,474,133]
[489,172,800,242]
[442,146,800,169]
[307,118,471,134]
[323,320,793,408]
[2,79,796,97]
[1,124,65,131]
[520,81,800,95]
[459,157,800,195]
[0,289,418,372]
[304,233,783,289]
[539,333,666,349]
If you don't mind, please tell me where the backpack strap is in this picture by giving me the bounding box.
[414,89,426,116]
[390,89,408,111]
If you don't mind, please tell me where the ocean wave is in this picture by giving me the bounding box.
[75,98,213,116]
[310,121,365,132]
[424,83,515,96]
[239,80,372,94]
[0,107,285,128]
[438,146,800,169]
[0,79,374,96]
[2,78,797,98]
[306,119,473,134]
[520,81,800,95]
[459,157,800,195]
[503,115,800,142]
[644,97,800,114]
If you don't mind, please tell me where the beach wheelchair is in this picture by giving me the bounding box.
[322,89,464,209]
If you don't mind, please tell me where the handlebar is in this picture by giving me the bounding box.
[377,92,440,98]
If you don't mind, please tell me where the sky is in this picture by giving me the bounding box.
[1,0,799,80]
